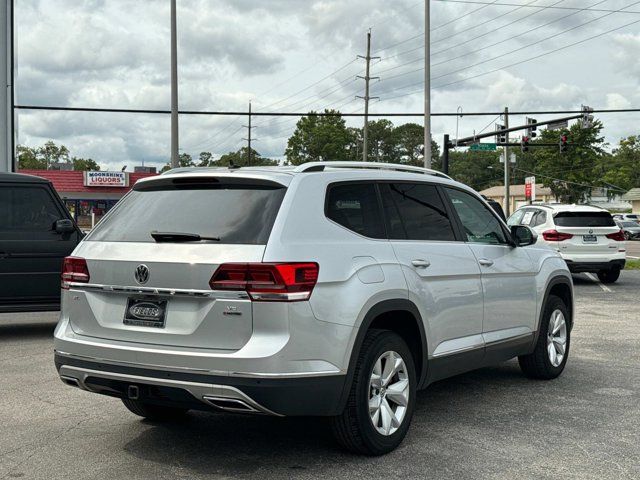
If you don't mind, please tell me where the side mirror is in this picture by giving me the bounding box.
[511,225,537,247]
[55,219,76,234]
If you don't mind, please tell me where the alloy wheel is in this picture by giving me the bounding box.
[547,309,567,367]
[368,350,409,436]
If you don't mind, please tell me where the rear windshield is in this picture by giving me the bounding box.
[554,211,615,227]
[88,183,286,244]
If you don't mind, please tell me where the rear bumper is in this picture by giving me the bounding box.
[564,259,626,273]
[55,352,347,416]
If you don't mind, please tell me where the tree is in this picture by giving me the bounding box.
[72,157,100,171]
[16,145,45,169]
[285,110,352,165]
[212,147,278,167]
[600,135,640,192]
[38,141,70,168]
[160,153,196,173]
[532,121,607,203]
[366,119,396,163]
[446,150,502,191]
[198,151,213,167]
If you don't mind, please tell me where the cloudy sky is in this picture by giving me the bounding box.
[14,0,640,171]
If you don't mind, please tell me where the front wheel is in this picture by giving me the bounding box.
[331,329,416,455]
[519,295,570,379]
[597,268,620,284]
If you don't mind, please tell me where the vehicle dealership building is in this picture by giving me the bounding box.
[18,169,158,229]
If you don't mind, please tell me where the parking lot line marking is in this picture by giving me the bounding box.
[584,273,613,293]
[627,256,639,260]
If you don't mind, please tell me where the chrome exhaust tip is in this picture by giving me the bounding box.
[202,396,261,414]
[60,375,81,388]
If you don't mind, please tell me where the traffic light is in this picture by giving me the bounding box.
[495,124,507,143]
[559,135,568,153]
[526,118,537,138]
[521,136,530,153]
[581,105,594,128]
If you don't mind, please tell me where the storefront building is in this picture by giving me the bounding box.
[18,169,158,229]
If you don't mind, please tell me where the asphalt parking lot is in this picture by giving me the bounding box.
[1,273,639,480]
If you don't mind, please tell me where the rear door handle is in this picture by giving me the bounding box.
[478,258,494,267]
[411,259,431,269]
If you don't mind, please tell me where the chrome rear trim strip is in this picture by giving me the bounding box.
[67,282,249,300]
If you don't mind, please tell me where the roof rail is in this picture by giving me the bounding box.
[293,162,452,180]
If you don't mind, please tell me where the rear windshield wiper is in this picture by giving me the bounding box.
[150,231,221,242]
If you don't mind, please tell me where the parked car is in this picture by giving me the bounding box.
[613,213,640,224]
[481,195,506,221]
[0,172,83,312]
[616,220,640,240]
[55,162,573,455]
[508,204,625,283]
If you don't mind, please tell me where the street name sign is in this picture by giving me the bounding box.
[469,143,497,151]
[547,120,568,131]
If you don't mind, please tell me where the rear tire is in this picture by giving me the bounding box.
[597,268,620,284]
[122,398,188,421]
[331,329,416,455]
[519,295,570,380]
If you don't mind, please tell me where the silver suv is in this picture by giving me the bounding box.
[54,162,574,455]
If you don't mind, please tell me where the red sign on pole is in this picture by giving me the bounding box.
[525,176,535,202]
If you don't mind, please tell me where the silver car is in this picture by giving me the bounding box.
[55,162,573,455]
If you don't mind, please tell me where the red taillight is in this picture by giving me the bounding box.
[61,256,90,289]
[209,263,319,301]
[606,230,626,241]
[542,230,573,242]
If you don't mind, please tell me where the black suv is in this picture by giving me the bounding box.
[0,172,83,312]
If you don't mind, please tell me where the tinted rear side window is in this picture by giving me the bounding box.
[554,212,615,227]
[326,183,385,238]
[380,183,455,241]
[88,183,286,244]
[0,186,62,232]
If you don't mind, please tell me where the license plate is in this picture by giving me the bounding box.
[582,235,597,243]
[124,298,167,328]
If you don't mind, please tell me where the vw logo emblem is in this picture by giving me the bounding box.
[134,264,150,285]
[589,229,594,234]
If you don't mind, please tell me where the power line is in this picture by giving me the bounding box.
[513,167,627,192]
[431,0,569,58]
[433,0,640,14]
[374,4,640,98]
[432,0,502,31]
[432,0,607,67]
[16,105,640,117]
[379,0,640,87]
[432,0,640,82]
[434,14,640,89]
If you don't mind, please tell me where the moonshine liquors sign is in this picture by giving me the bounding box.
[84,171,129,187]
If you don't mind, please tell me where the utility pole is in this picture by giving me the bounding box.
[1,0,14,172]
[424,0,432,169]
[357,30,380,162]
[242,102,257,166]
[170,0,179,168]
[503,106,510,217]
[442,134,450,175]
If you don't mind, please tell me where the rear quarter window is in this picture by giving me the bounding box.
[325,182,385,239]
[87,181,286,244]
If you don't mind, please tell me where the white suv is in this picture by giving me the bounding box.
[508,204,625,283]
[54,162,573,455]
